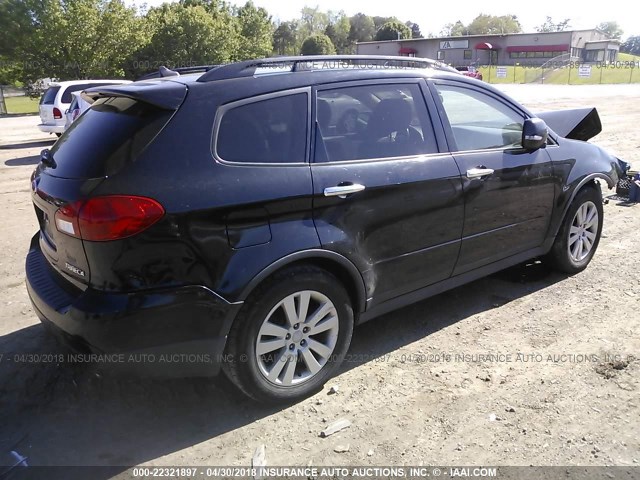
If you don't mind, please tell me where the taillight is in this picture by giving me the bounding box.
[55,196,165,241]
[53,107,62,119]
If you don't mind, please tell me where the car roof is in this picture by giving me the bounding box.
[84,55,528,114]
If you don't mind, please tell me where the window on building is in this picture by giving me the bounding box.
[437,51,445,60]
[464,50,472,60]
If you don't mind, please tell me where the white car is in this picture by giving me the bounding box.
[38,79,130,136]
[64,91,92,131]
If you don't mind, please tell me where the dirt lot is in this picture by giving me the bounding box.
[0,85,639,476]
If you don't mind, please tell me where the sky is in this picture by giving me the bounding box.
[139,0,636,40]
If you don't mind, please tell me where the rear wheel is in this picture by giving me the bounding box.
[223,265,354,403]
[547,186,603,274]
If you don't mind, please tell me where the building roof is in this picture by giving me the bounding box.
[356,29,608,45]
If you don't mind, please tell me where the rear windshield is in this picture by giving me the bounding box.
[60,83,118,103]
[49,97,172,179]
[40,86,60,105]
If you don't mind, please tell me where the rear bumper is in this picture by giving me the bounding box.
[25,234,242,377]
[37,123,64,134]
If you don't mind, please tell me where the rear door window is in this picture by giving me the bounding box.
[40,86,60,105]
[315,83,437,162]
[49,96,172,178]
[215,91,309,164]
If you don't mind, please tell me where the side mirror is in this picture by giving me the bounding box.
[522,118,548,151]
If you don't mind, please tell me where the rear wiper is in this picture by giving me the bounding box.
[40,149,57,168]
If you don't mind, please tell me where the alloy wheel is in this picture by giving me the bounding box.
[255,290,339,387]
[568,201,599,263]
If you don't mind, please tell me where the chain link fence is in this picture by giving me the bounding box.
[479,61,640,85]
[0,86,40,115]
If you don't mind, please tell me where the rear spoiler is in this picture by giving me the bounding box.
[81,80,187,110]
[136,65,221,81]
[535,107,602,141]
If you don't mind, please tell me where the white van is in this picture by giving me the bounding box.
[38,79,130,136]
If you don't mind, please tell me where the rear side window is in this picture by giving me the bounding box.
[40,87,60,105]
[68,96,79,111]
[216,92,308,164]
[49,97,172,178]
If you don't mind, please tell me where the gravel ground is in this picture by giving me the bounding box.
[0,85,638,477]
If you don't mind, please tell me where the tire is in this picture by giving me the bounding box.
[546,186,603,274]
[222,265,354,403]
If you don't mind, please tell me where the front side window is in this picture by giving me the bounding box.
[434,84,524,152]
[315,83,437,162]
[216,92,308,164]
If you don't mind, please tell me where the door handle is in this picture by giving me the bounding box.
[324,184,366,198]
[466,167,495,179]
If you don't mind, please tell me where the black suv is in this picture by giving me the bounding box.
[26,56,624,403]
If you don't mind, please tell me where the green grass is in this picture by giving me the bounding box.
[478,62,640,85]
[3,95,40,114]
[619,52,640,62]
[477,66,544,84]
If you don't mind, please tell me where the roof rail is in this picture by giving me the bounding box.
[197,55,454,83]
[136,65,221,81]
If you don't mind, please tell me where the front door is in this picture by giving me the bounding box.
[429,81,555,275]
[311,80,465,307]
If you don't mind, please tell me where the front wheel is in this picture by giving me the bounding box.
[546,186,603,274]
[223,266,354,403]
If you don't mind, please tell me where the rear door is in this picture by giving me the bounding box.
[311,79,464,307]
[429,80,555,275]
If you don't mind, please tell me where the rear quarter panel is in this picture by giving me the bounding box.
[86,82,320,301]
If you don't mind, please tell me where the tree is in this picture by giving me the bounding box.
[273,21,299,56]
[405,21,423,39]
[299,6,329,39]
[130,2,239,75]
[325,13,352,53]
[597,21,623,40]
[372,16,397,31]
[621,35,640,55]
[536,16,571,33]
[440,20,466,37]
[0,0,145,83]
[300,34,336,55]
[467,14,522,35]
[375,21,412,41]
[235,1,273,60]
[348,13,376,44]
